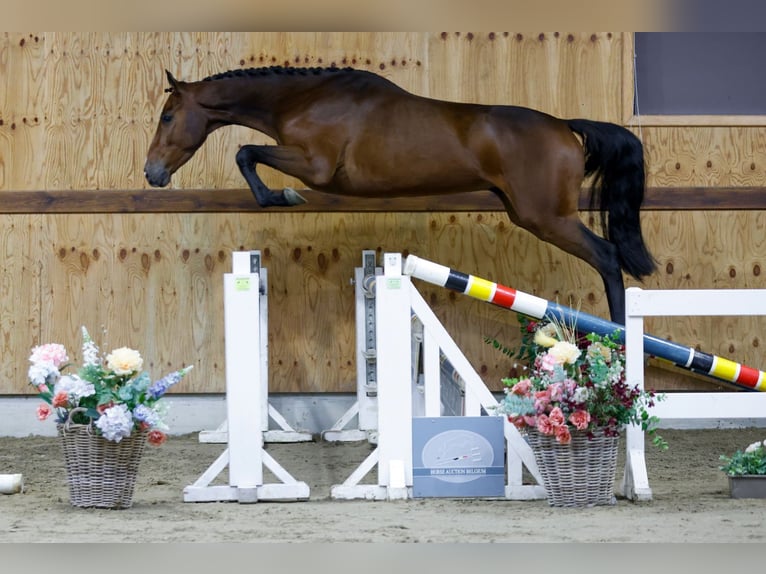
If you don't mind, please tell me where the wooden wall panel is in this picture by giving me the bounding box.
[427,32,623,120]
[0,32,46,190]
[37,213,230,394]
[3,32,632,193]
[0,215,41,387]
[641,126,766,187]
[6,208,763,395]
[2,33,766,396]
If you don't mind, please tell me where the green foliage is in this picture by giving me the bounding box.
[488,313,668,449]
[720,442,766,476]
[483,337,516,360]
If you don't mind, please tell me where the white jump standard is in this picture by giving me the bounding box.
[330,253,546,501]
[322,250,381,442]
[183,252,310,503]
[198,251,312,445]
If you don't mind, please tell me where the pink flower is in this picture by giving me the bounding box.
[568,410,591,430]
[534,390,551,412]
[523,415,537,427]
[507,415,527,430]
[511,379,532,396]
[548,406,565,426]
[548,382,564,402]
[536,414,554,435]
[555,424,571,444]
[29,344,69,368]
[52,392,69,408]
[36,404,52,421]
[540,353,557,372]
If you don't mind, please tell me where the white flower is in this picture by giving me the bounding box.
[745,441,764,454]
[81,327,101,367]
[28,362,59,387]
[95,404,133,442]
[572,386,591,403]
[54,375,95,401]
[106,347,143,375]
[548,341,581,365]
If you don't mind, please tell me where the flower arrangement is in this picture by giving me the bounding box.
[29,326,193,445]
[719,439,766,476]
[494,315,667,449]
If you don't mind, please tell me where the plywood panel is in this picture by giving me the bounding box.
[640,126,766,188]
[3,32,765,193]
[3,33,766,397]
[0,215,42,391]
[6,208,766,395]
[10,32,628,194]
[427,32,623,121]
[0,32,46,190]
[38,214,225,395]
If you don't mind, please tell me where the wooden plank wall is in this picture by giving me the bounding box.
[1,32,764,396]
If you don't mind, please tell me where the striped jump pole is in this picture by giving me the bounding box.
[403,254,766,392]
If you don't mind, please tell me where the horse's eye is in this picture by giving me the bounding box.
[161,114,173,123]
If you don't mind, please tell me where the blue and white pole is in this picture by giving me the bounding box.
[403,254,766,392]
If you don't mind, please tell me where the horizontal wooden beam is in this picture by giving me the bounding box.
[0,187,764,214]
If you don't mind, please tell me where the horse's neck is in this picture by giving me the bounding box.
[194,76,312,138]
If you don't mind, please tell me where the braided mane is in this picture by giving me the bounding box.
[202,65,356,82]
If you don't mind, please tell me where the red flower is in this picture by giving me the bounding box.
[147,430,167,446]
[97,401,114,414]
[52,392,69,408]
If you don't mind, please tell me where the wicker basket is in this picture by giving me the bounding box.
[57,410,148,509]
[526,427,619,508]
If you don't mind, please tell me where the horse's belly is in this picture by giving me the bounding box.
[334,155,485,196]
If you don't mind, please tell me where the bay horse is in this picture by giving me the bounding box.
[144,66,656,323]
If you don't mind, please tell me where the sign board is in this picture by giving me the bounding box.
[412,416,505,498]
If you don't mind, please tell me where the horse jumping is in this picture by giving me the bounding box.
[144,66,656,322]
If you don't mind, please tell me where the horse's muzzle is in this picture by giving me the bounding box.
[143,161,171,188]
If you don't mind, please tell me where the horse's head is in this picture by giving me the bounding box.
[144,70,210,187]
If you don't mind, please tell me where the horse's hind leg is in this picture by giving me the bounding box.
[493,188,626,323]
[540,218,626,322]
[575,224,627,323]
[235,145,307,207]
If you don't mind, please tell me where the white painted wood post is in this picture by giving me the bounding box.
[623,287,651,501]
[184,252,309,503]
[376,253,413,498]
[622,287,766,502]
[224,258,264,497]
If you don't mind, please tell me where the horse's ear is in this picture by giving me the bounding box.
[165,69,180,93]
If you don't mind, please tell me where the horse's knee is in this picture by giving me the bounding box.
[235,146,256,169]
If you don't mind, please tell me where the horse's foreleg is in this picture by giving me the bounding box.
[235,145,308,207]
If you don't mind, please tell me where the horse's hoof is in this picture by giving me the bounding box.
[283,187,307,206]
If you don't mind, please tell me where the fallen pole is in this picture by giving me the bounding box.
[403,254,766,392]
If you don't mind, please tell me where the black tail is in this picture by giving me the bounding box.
[567,118,657,280]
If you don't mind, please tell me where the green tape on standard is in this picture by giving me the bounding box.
[235,277,251,291]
